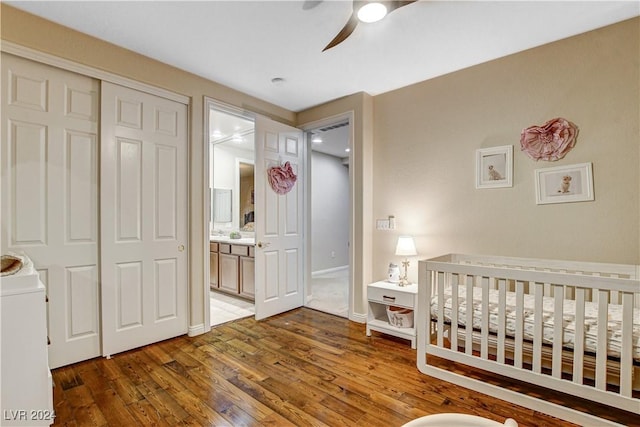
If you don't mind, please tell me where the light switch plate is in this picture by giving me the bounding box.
[376,219,390,230]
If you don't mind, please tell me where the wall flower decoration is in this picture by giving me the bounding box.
[520,117,578,161]
[267,161,297,195]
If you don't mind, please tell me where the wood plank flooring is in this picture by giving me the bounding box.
[51,308,636,426]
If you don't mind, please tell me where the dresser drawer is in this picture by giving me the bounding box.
[219,243,231,254]
[368,286,414,308]
[209,242,219,252]
[231,244,249,256]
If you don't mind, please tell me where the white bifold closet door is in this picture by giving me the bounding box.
[1,54,189,367]
[1,53,101,369]
[100,82,188,358]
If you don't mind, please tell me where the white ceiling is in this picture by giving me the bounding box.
[8,1,638,113]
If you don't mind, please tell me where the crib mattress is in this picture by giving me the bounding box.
[430,285,640,361]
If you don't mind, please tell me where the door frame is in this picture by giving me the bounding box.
[299,112,355,320]
[203,98,257,329]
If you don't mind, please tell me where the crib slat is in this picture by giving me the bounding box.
[610,273,620,305]
[481,277,491,359]
[437,272,446,348]
[573,287,586,385]
[620,291,633,397]
[552,284,564,378]
[465,276,474,355]
[533,283,544,374]
[497,279,506,364]
[451,274,459,351]
[596,289,608,390]
[515,281,524,369]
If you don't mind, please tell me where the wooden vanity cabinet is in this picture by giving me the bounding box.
[239,245,255,299]
[209,242,219,289]
[211,241,254,300]
[219,252,239,293]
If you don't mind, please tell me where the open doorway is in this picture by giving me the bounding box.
[305,121,351,318]
[205,99,308,326]
[208,106,256,327]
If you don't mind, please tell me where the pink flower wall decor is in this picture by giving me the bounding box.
[520,117,578,161]
[267,161,297,195]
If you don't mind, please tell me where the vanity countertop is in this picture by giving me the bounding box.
[210,236,255,246]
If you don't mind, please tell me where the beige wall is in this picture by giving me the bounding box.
[372,18,640,284]
[1,4,296,330]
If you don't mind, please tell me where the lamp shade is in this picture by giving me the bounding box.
[395,236,417,257]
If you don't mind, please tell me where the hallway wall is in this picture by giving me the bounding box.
[311,151,350,273]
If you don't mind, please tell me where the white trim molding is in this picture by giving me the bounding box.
[350,312,367,324]
[188,323,207,337]
[1,41,190,104]
[311,265,349,278]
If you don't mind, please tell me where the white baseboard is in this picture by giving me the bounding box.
[311,265,349,277]
[188,323,207,337]
[349,312,366,324]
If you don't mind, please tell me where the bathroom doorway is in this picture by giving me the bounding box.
[305,120,351,318]
[207,106,256,326]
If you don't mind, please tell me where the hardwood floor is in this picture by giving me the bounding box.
[51,308,635,426]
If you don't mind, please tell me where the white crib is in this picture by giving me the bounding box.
[417,254,640,426]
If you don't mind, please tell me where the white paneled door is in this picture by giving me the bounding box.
[100,82,188,357]
[254,116,305,320]
[1,53,101,368]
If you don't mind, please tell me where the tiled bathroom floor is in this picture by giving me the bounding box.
[210,291,255,327]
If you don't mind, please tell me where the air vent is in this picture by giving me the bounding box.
[318,122,349,132]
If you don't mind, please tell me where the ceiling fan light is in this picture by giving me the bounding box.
[357,2,388,23]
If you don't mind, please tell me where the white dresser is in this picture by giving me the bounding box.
[1,258,54,426]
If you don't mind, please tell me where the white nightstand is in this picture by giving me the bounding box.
[366,280,417,349]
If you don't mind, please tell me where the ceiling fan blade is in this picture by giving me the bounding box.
[302,0,323,11]
[386,0,417,14]
[322,0,416,52]
[322,11,359,51]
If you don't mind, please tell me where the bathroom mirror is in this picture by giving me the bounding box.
[212,188,232,223]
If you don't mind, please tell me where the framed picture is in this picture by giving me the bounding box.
[476,145,513,189]
[535,162,594,205]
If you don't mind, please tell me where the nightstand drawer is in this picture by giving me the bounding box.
[368,286,414,308]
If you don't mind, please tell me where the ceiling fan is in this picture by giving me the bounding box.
[323,0,417,51]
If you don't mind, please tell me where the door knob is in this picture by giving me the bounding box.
[257,241,271,248]
[178,244,185,252]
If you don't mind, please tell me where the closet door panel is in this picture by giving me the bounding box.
[101,82,188,358]
[9,120,47,245]
[1,53,100,369]
[65,130,97,243]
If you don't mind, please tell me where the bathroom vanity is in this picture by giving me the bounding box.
[210,237,255,300]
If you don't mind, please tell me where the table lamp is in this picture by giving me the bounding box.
[395,236,417,286]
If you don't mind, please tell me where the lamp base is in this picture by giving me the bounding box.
[398,258,410,286]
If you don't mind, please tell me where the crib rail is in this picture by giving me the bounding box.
[417,254,640,421]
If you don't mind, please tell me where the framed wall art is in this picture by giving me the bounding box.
[535,162,594,205]
[476,145,513,189]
